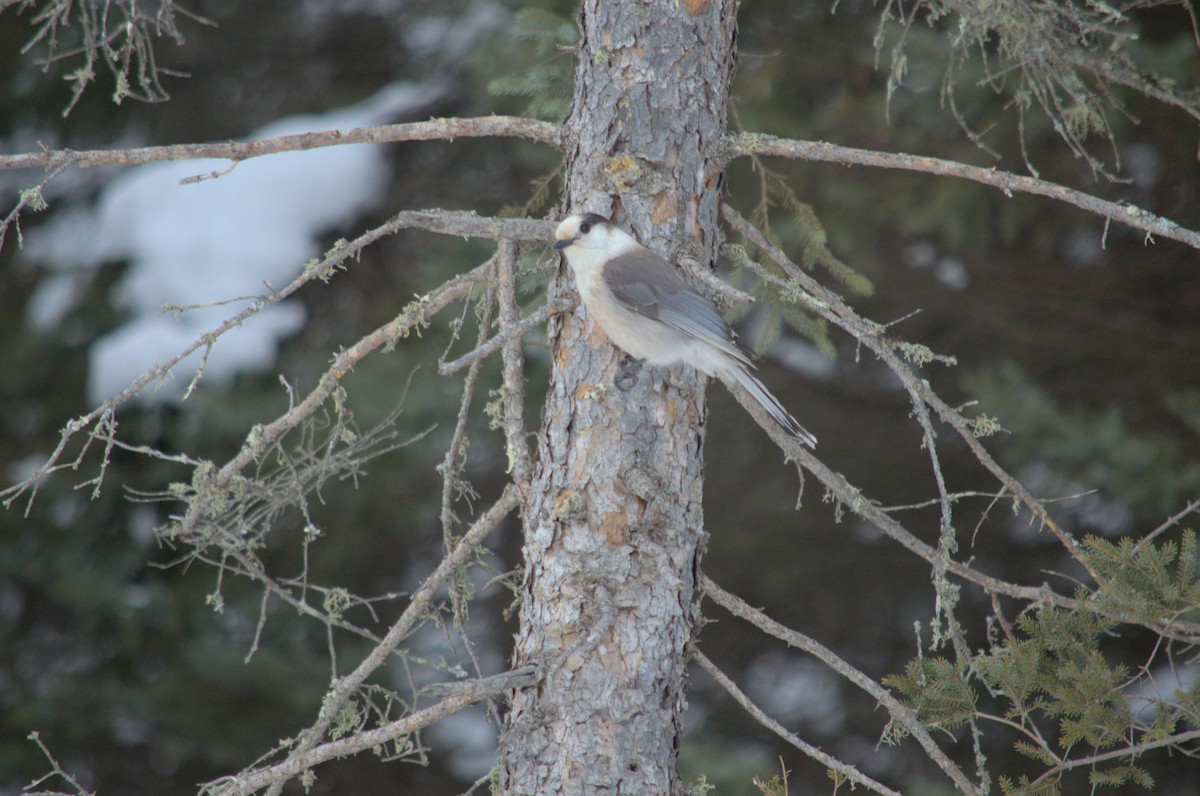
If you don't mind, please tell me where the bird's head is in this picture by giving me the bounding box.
[553,213,630,255]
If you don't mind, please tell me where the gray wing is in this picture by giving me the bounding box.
[604,249,752,368]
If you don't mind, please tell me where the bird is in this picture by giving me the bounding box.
[553,212,817,448]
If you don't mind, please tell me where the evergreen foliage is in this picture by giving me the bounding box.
[886,530,1200,793]
[485,8,577,122]
[1085,530,1200,625]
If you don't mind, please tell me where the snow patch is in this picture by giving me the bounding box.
[25,80,447,405]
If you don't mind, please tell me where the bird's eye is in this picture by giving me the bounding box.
[580,221,592,234]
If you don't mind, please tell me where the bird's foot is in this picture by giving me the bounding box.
[615,355,643,391]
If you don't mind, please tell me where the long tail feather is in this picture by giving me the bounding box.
[723,364,817,448]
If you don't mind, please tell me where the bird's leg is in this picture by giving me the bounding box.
[615,354,643,391]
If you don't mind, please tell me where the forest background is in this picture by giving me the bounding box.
[1,0,1199,794]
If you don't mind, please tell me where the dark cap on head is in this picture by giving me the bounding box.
[577,213,612,229]
[553,213,614,249]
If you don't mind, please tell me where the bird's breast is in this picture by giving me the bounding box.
[566,255,685,366]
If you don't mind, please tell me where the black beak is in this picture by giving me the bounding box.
[552,238,574,251]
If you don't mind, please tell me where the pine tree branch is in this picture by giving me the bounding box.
[0,209,555,516]
[693,651,902,796]
[702,576,981,796]
[723,134,1200,252]
[729,381,1200,641]
[229,485,522,796]
[495,241,534,489]
[721,204,1102,579]
[0,116,562,173]
[1026,728,1200,790]
[720,205,1200,642]
[209,665,537,796]
[439,299,570,375]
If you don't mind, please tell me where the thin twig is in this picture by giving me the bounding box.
[173,255,494,539]
[25,731,95,796]
[209,666,537,795]
[693,651,901,796]
[0,161,64,252]
[1133,498,1200,553]
[721,204,1106,586]
[439,300,568,375]
[702,575,980,796]
[439,265,497,550]
[247,486,520,796]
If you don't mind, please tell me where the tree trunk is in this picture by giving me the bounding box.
[498,1,738,793]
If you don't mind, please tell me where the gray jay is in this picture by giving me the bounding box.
[553,213,817,448]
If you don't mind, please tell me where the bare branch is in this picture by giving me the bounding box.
[172,253,493,539]
[209,666,537,796]
[0,116,562,173]
[3,207,553,516]
[721,206,1200,643]
[721,205,1102,577]
[693,651,902,796]
[439,273,496,550]
[715,297,1200,640]
[724,134,1200,252]
[3,226,349,512]
[162,215,555,529]
[702,575,980,796]
[396,210,556,243]
[496,241,534,489]
[240,485,521,796]
[439,299,570,375]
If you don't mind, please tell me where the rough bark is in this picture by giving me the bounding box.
[497,1,738,793]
